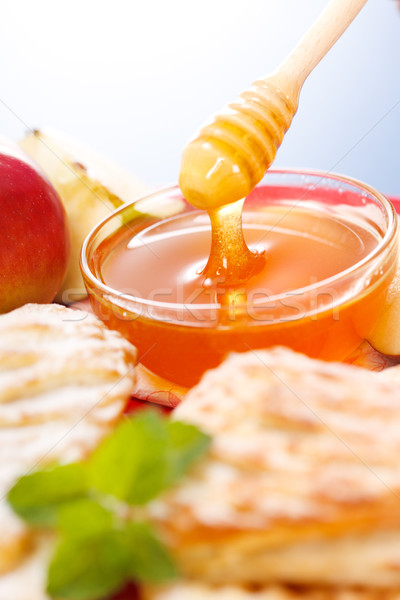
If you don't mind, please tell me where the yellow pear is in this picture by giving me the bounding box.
[367,234,400,356]
[19,129,148,303]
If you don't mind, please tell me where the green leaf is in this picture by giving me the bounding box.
[7,462,87,526]
[57,498,114,540]
[87,411,168,505]
[123,521,178,583]
[7,410,211,600]
[47,530,129,600]
[48,499,130,600]
[47,502,176,599]
[165,420,211,485]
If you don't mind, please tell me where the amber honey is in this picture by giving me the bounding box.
[82,174,397,388]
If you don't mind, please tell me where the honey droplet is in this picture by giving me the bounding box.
[201,198,266,288]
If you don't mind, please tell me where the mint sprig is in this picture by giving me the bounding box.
[7,410,210,600]
[7,462,87,527]
[47,500,176,600]
[88,410,169,505]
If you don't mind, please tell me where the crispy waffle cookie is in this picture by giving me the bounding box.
[0,303,137,578]
[143,582,400,600]
[147,347,400,588]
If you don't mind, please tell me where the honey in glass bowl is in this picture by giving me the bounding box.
[81,169,398,389]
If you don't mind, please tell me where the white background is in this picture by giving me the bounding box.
[1,0,399,197]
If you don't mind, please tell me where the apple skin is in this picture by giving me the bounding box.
[0,143,70,313]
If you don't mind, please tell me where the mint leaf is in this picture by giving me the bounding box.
[165,421,210,485]
[47,503,175,598]
[47,499,126,600]
[47,530,128,600]
[7,410,211,600]
[123,521,177,583]
[87,412,210,505]
[7,462,87,526]
[57,498,114,540]
[87,411,168,505]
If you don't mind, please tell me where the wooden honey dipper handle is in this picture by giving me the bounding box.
[277,0,368,97]
[179,0,368,210]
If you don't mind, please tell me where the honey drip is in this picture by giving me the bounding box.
[202,198,265,288]
[180,77,296,295]
[179,0,367,294]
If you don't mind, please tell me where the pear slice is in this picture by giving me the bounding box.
[19,128,148,303]
[366,235,400,356]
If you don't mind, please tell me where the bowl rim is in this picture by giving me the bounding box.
[80,168,398,315]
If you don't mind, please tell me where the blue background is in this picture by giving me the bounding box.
[1,0,399,197]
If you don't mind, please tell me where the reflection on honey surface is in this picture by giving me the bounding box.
[88,187,394,389]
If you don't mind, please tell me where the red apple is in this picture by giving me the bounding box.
[0,137,70,313]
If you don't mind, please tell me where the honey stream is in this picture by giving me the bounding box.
[180,79,295,301]
[179,0,368,298]
[201,199,266,309]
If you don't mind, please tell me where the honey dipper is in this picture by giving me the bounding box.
[179,0,368,211]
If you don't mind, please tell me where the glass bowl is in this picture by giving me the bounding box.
[81,169,398,388]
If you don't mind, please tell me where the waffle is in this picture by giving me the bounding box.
[147,347,400,588]
[143,582,400,600]
[0,303,137,578]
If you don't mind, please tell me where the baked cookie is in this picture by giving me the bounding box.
[0,303,137,578]
[143,582,400,600]
[0,535,52,600]
[147,348,400,588]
